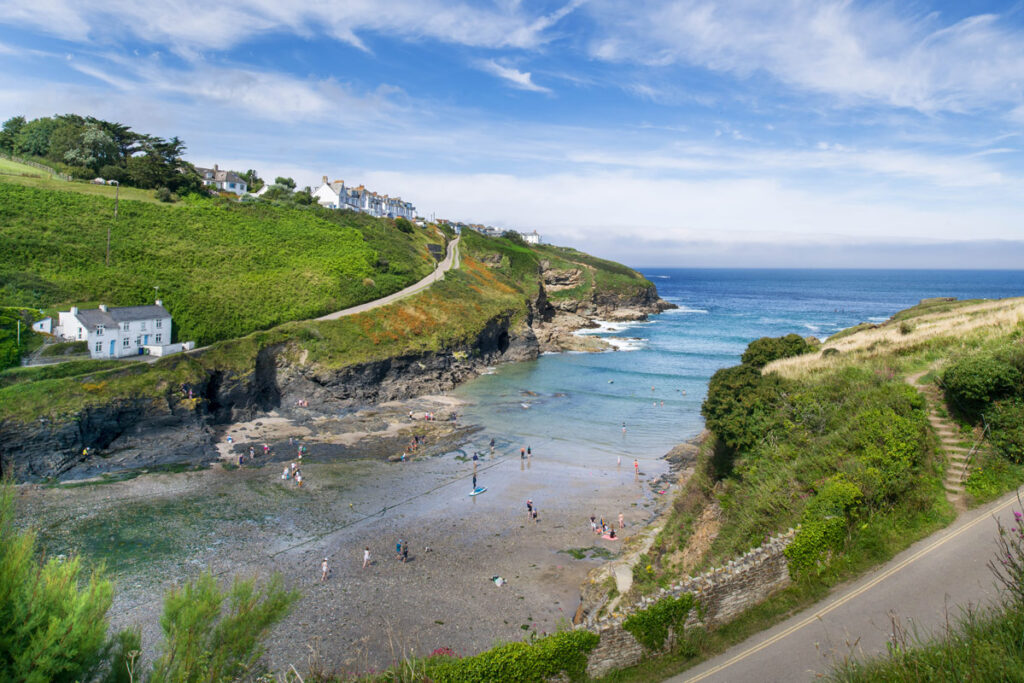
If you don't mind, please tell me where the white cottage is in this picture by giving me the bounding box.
[195,164,248,196]
[58,300,174,359]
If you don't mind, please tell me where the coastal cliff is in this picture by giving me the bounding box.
[0,232,672,481]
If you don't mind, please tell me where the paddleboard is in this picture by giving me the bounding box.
[469,487,488,497]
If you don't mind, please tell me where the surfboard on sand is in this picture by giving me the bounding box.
[469,487,488,496]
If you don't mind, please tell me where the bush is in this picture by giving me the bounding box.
[622,594,696,651]
[785,477,862,575]
[394,217,413,233]
[426,629,599,682]
[154,186,173,202]
[701,364,785,455]
[741,333,813,368]
[942,353,1022,416]
[988,399,1024,464]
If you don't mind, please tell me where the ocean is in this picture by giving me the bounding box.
[452,269,1024,465]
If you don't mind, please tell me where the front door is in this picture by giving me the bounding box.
[144,335,149,345]
[109,340,116,357]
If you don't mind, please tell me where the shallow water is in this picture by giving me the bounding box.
[453,268,1024,463]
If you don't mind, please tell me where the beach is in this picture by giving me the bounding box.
[18,394,671,674]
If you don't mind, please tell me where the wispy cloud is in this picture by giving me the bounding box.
[478,60,551,93]
[584,0,1024,114]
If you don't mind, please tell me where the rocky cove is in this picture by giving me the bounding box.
[0,270,674,483]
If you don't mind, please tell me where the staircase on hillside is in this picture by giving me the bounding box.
[907,372,982,510]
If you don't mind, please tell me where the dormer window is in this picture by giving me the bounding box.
[96,325,104,336]
[122,322,130,331]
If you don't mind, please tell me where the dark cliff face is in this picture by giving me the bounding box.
[1,312,540,482]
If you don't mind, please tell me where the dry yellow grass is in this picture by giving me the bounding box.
[767,297,1024,380]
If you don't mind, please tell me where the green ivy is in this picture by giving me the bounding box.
[785,476,862,575]
[425,629,599,683]
[622,593,696,651]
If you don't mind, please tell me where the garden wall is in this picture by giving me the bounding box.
[581,529,796,678]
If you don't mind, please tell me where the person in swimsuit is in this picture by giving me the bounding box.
[490,438,495,455]
[527,499,533,516]
[321,558,329,581]
[472,473,477,489]
[363,547,370,568]
[402,542,409,563]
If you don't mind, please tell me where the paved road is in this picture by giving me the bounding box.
[316,237,459,321]
[670,488,1022,682]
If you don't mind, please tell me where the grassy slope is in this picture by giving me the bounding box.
[0,227,657,424]
[603,296,1024,681]
[0,181,441,345]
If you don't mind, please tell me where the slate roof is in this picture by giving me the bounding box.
[74,304,170,330]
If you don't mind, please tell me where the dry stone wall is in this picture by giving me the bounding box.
[581,529,797,678]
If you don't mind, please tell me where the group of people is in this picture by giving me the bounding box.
[590,513,624,539]
[282,462,304,487]
[525,499,539,522]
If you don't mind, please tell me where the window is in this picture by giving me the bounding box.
[96,325,104,336]
[135,336,141,347]
[156,319,163,329]
[95,342,101,353]
[122,322,130,331]
[122,338,130,348]
[155,334,162,343]
[140,321,146,330]
[77,328,82,339]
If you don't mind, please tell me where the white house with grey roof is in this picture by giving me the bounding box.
[56,300,191,359]
[312,176,416,219]
[195,164,247,196]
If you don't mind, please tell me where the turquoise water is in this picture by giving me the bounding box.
[453,269,1023,464]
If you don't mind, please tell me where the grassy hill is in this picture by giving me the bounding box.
[0,180,442,345]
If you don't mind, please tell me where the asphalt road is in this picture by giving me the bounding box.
[670,488,1023,682]
[316,236,459,321]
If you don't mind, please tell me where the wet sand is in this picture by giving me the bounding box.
[17,398,670,675]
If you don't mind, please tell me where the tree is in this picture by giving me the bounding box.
[63,124,118,173]
[274,176,296,190]
[150,571,298,682]
[395,217,413,233]
[46,118,88,165]
[14,117,58,157]
[0,483,115,681]
[0,115,26,153]
[292,186,314,205]
[237,169,263,192]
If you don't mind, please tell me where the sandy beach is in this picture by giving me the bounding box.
[17,394,671,675]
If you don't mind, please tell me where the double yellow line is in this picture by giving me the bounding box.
[684,492,1020,682]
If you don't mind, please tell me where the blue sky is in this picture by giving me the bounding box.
[1,1,1024,267]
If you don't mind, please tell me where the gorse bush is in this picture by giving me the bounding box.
[941,353,1021,416]
[741,333,813,368]
[424,629,599,683]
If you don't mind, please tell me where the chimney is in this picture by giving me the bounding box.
[334,179,344,185]
[322,175,328,185]
[99,304,108,312]
[70,306,78,315]
[155,299,163,307]
[214,164,219,172]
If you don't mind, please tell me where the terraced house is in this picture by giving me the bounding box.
[56,300,184,359]
[313,176,415,218]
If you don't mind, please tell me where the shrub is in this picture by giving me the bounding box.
[785,477,862,575]
[154,186,173,202]
[741,333,812,368]
[394,217,413,233]
[701,364,785,455]
[622,594,696,651]
[988,399,1024,464]
[942,353,1022,416]
[426,629,599,682]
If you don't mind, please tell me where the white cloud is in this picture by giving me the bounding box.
[584,0,1024,113]
[478,60,551,93]
[0,0,582,55]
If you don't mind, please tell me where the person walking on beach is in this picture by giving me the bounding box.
[321,558,329,582]
[622,422,626,434]
[472,473,477,490]
[526,499,533,517]
[396,540,403,560]
[619,513,625,529]
[363,547,371,569]
[634,458,640,476]
[527,446,531,457]
[401,542,409,563]
[520,447,526,459]
[490,438,495,455]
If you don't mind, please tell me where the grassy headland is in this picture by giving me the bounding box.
[600,295,1024,681]
[0,189,659,426]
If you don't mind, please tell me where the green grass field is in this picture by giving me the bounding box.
[0,157,49,179]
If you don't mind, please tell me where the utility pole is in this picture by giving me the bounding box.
[106,180,119,267]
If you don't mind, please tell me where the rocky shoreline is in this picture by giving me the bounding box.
[2,274,674,482]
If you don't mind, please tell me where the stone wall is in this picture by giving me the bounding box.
[581,529,797,678]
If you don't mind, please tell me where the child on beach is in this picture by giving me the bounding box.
[619,513,625,528]
[321,558,329,581]
[363,547,371,568]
